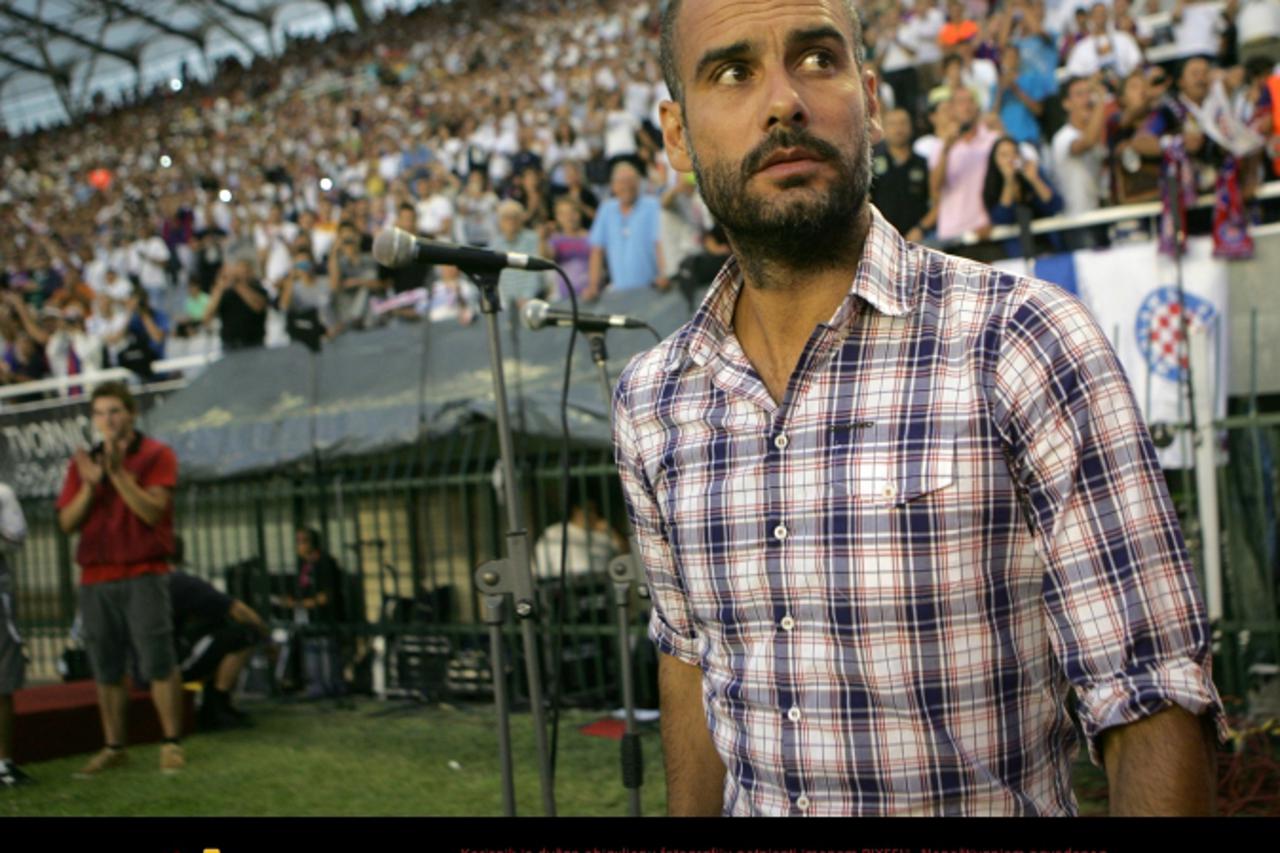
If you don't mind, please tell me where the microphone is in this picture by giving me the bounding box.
[372,227,556,273]
[522,299,648,333]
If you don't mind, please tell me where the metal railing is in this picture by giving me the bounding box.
[0,351,221,412]
[9,404,1275,707]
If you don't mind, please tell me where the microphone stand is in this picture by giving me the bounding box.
[588,331,648,817]
[468,269,556,817]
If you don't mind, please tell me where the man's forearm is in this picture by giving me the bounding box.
[658,653,725,816]
[229,600,269,637]
[235,283,268,312]
[929,148,951,198]
[587,248,605,295]
[58,483,94,533]
[108,470,167,527]
[1102,705,1217,815]
[1131,132,1163,159]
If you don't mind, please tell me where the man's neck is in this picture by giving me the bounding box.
[887,142,912,162]
[730,203,872,403]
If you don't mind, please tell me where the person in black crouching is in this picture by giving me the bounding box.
[167,540,270,730]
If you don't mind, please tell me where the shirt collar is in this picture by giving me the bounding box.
[666,204,919,372]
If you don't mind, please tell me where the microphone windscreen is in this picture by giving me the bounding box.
[372,228,414,268]
[522,299,549,330]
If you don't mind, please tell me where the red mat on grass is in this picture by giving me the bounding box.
[11,680,194,764]
[578,717,626,740]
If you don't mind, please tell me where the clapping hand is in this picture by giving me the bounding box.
[103,438,126,476]
[73,448,104,486]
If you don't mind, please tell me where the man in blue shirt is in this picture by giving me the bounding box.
[586,161,667,299]
[992,45,1053,145]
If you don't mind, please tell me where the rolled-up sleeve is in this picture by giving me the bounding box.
[990,283,1226,765]
[612,374,701,666]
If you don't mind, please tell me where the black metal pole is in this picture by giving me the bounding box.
[469,270,556,817]
[587,331,645,817]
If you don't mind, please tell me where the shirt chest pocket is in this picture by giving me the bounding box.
[828,428,956,507]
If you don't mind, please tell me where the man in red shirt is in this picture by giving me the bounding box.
[56,381,185,776]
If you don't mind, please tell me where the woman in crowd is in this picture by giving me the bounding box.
[546,196,593,299]
[508,164,552,230]
[551,161,599,228]
[545,120,593,189]
[982,136,1064,257]
[1108,69,1161,203]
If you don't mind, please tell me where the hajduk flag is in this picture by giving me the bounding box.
[997,240,1229,468]
[1072,238,1229,469]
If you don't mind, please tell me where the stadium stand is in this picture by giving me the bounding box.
[4,0,1280,406]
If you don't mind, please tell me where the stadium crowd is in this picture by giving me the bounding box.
[2,0,1279,401]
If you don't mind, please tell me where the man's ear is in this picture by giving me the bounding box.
[863,67,884,147]
[659,99,695,173]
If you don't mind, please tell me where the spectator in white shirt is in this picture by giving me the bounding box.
[910,0,948,84]
[1052,75,1113,247]
[44,306,103,392]
[1052,75,1111,214]
[532,483,626,580]
[1172,0,1228,60]
[603,89,642,167]
[86,291,129,364]
[1114,0,1157,49]
[253,205,299,291]
[1066,3,1146,82]
[413,171,456,240]
[129,225,171,306]
[954,30,1000,112]
[876,7,924,116]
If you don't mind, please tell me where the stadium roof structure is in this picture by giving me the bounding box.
[0,0,376,130]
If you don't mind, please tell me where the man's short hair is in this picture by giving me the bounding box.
[1177,54,1214,84]
[91,380,137,414]
[1061,75,1091,100]
[297,527,322,551]
[610,159,641,182]
[660,0,866,104]
[497,199,525,219]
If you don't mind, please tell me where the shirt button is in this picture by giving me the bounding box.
[773,433,789,450]
[796,794,811,812]
[880,482,897,500]
[780,615,795,631]
[786,706,802,722]
[773,524,789,541]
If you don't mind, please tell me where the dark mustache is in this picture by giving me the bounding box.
[741,128,843,178]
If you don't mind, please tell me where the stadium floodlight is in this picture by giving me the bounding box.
[218,189,232,203]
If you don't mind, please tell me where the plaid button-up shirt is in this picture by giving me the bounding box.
[613,207,1224,816]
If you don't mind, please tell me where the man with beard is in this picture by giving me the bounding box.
[612,0,1223,817]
